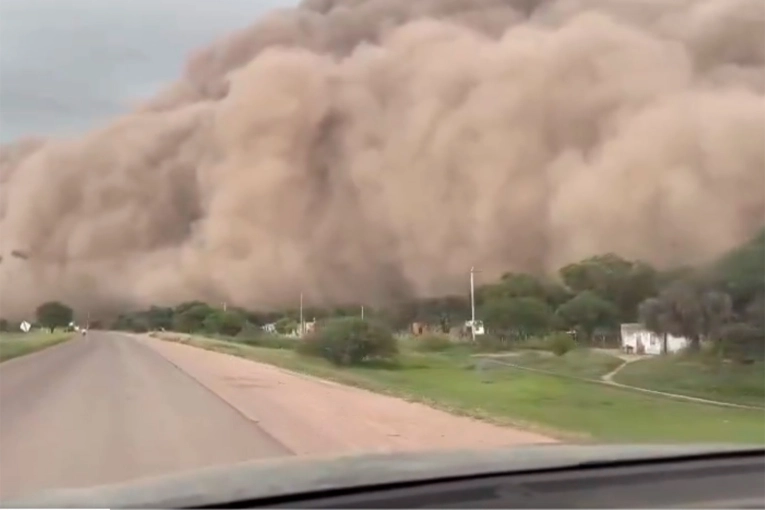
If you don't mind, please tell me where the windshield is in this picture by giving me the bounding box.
[0,0,763,502]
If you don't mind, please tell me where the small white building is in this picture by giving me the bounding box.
[620,323,689,355]
[464,320,485,336]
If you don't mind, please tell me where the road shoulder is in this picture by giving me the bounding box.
[136,334,556,456]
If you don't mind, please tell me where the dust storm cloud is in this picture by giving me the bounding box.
[1,0,764,318]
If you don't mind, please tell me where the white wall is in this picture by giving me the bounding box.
[620,324,689,355]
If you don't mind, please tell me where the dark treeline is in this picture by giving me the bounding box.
[3,228,754,360]
[97,228,765,360]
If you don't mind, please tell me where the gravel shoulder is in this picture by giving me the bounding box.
[137,334,556,456]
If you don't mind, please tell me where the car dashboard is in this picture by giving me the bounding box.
[194,449,765,508]
[5,444,764,509]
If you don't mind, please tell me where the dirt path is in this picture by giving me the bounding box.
[476,351,763,410]
[137,335,556,457]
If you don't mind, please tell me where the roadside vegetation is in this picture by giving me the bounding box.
[0,301,77,362]
[492,349,626,380]
[153,331,764,443]
[0,331,73,363]
[612,354,765,408]
[7,228,763,441]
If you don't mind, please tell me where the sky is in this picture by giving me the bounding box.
[0,0,299,143]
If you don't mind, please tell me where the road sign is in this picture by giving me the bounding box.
[19,321,31,333]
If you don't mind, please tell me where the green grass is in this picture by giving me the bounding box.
[490,349,625,379]
[162,334,765,444]
[0,331,73,363]
[613,354,765,408]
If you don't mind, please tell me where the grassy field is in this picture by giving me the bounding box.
[490,349,625,379]
[159,334,765,444]
[0,331,73,363]
[613,354,765,408]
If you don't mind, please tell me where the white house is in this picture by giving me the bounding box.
[620,323,689,355]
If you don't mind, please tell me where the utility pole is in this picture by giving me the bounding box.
[470,266,477,343]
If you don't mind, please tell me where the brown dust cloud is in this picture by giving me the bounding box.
[1,0,764,319]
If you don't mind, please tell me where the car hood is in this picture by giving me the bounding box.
[3,443,761,508]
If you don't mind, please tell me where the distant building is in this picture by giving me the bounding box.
[464,320,485,336]
[620,323,689,355]
[298,321,316,337]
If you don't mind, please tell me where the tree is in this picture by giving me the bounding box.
[555,291,620,341]
[478,272,559,304]
[480,297,554,338]
[638,297,671,354]
[559,254,659,322]
[203,310,246,336]
[496,273,547,299]
[719,322,764,361]
[299,317,398,366]
[143,306,174,331]
[0,319,8,332]
[713,227,765,311]
[229,307,266,327]
[174,301,210,315]
[35,301,73,332]
[637,280,733,352]
[700,290,734,344]
[542,281,574,309]
[744,294,764,331]
[172,304,213,333]
[274,317,298,335]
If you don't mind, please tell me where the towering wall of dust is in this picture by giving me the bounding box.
[1,0,764,318]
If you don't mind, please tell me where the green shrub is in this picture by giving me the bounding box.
[547,332,577,356]
[719,322,765,361]
[275,317,298,335]
[474,333,508,352]
[296,330,324,357]
[298,317,398,366]
[203,310,246,336]
[414,333,454,352]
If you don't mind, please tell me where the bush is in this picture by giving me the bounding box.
[275,317,298,335]
[414,333,454,352]
[298,317,398,366]
[203,310,245,336]
[474,333,508,353]
[173,304,212,333]
[547,332,577,356]
[717,322,765,361]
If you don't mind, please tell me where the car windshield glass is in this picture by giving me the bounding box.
[0,0,763,502]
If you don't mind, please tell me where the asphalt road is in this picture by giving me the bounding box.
[0,331,290,500]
